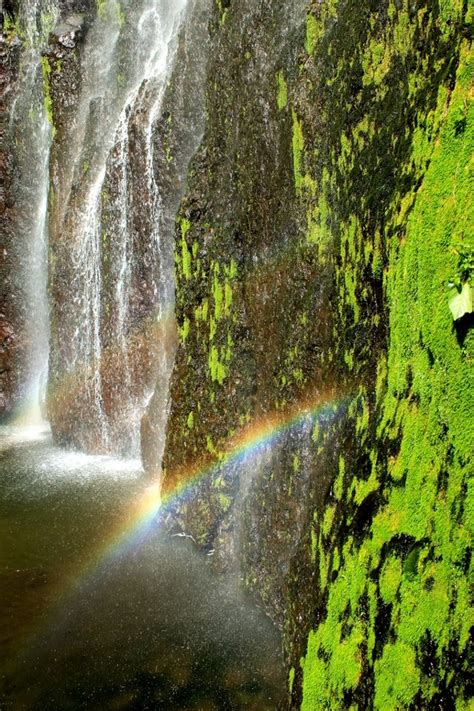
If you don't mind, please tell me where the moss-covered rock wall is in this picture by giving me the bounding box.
[162,0,473,707]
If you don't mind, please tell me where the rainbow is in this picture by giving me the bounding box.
[57,386,348,593]
[8,386,348,665]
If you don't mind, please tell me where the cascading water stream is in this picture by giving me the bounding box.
[48,0,188,456]
[8,0,58,425]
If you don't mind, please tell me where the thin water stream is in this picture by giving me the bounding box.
[0,426,286,709]
[7,0,58,421]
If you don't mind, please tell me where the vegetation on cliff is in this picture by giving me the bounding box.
[164,0,473,707]
[3,0,472,706]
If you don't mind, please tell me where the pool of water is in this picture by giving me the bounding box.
[0,425,285,709]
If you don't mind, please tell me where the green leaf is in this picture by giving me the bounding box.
[448,282,473,321]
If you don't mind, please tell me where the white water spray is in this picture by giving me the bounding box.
[48,0,188,454]
[9,0,58,424]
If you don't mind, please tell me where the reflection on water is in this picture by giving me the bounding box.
[0,427,285,709]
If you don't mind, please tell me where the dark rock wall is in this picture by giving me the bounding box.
[141,0,211,476]
[162,0,473,708]
[1,0,94,420]
[0,22,21,417]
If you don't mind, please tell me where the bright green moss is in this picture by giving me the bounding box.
[374,643,420,710]
[301,18,473,711]
[305,13,320,56]
[228,259,238,279]
[288,667,295,695]
[333,456,345,500]
[180,217,191,239]
[302,541,369,708]
[195,299,209,322]
[179,316,190,342]
[318,536,328,590]
[40,57,55,137]
[206,435,217,456]
[310,527,317,562]
[209,316,217,341]
[379,555,402,604]
[276,70,288,110]
[209,345,227,384]
[292,110,305,195]
[321,504,336,538]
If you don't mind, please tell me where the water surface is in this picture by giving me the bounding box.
[0,426,285,709]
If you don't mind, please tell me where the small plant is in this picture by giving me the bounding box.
[448,242,473,321]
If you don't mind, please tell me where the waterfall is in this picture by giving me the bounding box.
[7,0,58,424]
[47,0,188,455]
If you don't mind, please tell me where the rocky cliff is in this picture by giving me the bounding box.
[0,16,21,417]
[160,0,473,708]
[44,0,209,454]
[2,0,473,706]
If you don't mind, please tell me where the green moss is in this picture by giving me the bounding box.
[288,667,296,695]
[179,316,190,343]
[167,2,472,706]
[115,0,125,27]
[301,12,472,709]
[97,0,107,19]
[3,13,17,40]
[292,110,305,195]
[374,643,420,710]
[321,504,336,538]
[302,544,368,707]
[222,282,231,313]
[206,435,217,456]
[228,259,238,279]
[209,344,227,384]
[40,57,56,137]
[305,13,320,56]
[333,456,345,500]
[180,217,191,239]
[195,299,209,322]
[219,493,231,511]
[379,555,402,604]
[180,219,192,280]
[276,70,288,110]
[311,527,317,562]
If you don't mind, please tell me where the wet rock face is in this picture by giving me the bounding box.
[46,0,210,455]
[162,0,329,593]
[0,34,21,417]
[0,0,95,422]
[163,0,473,707]
[141,0,211,477]
[46,28,166,454]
